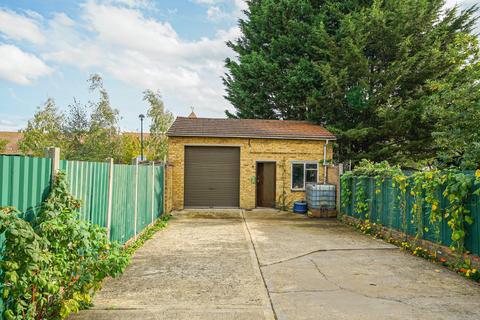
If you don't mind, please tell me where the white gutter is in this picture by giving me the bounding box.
[323,140,329,184]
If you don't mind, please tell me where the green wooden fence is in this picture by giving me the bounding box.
[0,155,165,244]
[340,175,480,256]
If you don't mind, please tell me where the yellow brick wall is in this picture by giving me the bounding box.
[167,136,334,211]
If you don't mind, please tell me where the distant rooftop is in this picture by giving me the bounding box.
[0,131,23,154]
[167,117,335,141]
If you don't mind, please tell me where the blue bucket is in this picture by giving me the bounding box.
[293,201,307,214]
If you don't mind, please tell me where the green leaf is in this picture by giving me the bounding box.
[465,216,474,225]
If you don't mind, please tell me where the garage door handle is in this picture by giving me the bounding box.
[208,187,215,190]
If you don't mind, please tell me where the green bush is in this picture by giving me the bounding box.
[0,171,129,320]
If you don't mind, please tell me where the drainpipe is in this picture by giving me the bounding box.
[323,140,329,184]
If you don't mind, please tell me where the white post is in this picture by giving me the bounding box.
[46,147,60,182]
[151,161,155,225]
[323,140,329,184]
[106,158,114,240]
[134,158,139,240]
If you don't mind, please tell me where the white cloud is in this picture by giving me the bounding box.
[193,0,223,4]
[109,0,155,9]
[39,0,241,116]
[0,0,244,117]
[0,118,23,131]
[193,0,246,21]
[0,44,52,84]
[233,0,247,12]
[207,6,224,20]
[51,12,75,27]
[0,8,45,44]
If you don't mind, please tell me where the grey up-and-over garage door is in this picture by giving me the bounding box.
[184,146,240,207]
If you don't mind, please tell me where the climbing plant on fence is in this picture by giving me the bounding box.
[341,160,480,256]
[0,172,129,320]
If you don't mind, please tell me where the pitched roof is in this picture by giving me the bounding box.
[167,117,335,141]
[0,131,23,154]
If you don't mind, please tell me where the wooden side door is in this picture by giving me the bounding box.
[256,162,276,208]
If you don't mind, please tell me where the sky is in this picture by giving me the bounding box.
[0,0,477,132]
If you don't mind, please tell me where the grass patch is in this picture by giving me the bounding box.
[124,214,171,257]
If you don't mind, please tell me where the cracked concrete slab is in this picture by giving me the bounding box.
[245,210,480,320]
[243,210,394,266]
[72,210,274,320]
[73,209,480,319]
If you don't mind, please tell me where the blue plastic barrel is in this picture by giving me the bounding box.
[293,201,307,214]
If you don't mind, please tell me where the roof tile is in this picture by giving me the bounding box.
[167,117,335,140]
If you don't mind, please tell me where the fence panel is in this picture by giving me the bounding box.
[60,160,109,226]
[1,155,165,245]
[0,155,51,220]
[341,174,480,256]
[110,164,136,244]
[137,164,153,233]
[0,155,165,318]
[154,164,164,219]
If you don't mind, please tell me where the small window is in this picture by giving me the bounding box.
[292,163,305,190]
[291,162,318,190]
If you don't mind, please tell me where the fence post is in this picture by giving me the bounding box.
[151,161,155,225]
[163,163,166,215]
[46,147,60,182]
[106,158,114,240]
[134,158,139,240]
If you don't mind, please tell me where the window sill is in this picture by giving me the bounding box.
[291,189,306,192]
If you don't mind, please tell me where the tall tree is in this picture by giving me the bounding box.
[19,75,125,162]
[82,74,121,162]
[63,99,89,160]
[18,98,65,157]
[425,32,480,169]
[224,0,480,166]
[144,90,173,161]
[117,133,141,164]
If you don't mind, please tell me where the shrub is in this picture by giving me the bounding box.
[0,171,129,320]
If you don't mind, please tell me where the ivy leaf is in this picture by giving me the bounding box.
[465,216,474,225]
[452,230,465,242]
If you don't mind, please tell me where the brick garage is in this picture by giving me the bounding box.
[165,114,337,211]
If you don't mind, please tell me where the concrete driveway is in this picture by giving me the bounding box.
[73,210,480,320]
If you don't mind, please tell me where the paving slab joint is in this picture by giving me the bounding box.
[241,209,278,320]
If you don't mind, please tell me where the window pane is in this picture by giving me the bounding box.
[306,163,317,169]
[306,169,317,184]
[292,164,304,189]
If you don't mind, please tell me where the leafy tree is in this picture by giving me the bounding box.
[425,33,480,169]
[63,100,89,160]
[19,76,172,164]
[0,138,8,153]
[144,90,173,161]
[81,74,121,162]
[18,98,66,157]
[118,133,141,164]
[224,0,480,167]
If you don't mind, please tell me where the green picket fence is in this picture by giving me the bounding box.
[0,155,165,244]
[340,175,480,256]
